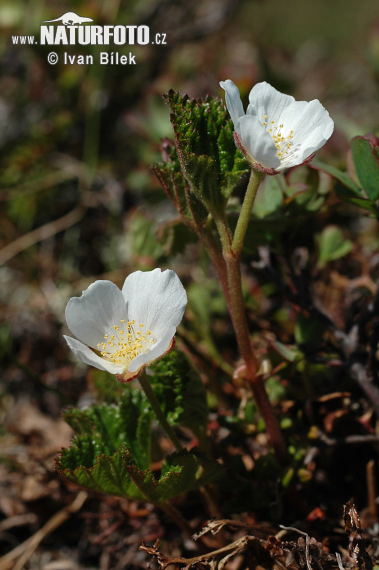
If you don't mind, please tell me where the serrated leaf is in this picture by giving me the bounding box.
[62,389,153,469]
[154,449,223,501]
[148,350,208,441]
[152,140,208,231]
[351,135,379,200]
[158,91,249,215]
[58,444,222,504]
[57,444,146,500]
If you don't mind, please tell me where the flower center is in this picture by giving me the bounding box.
[262,115,294,160]
[96,319,156,368]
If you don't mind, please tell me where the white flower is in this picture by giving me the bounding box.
[220,80,334,174]
[64,269,187,382]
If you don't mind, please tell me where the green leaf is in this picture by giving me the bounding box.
[311,159,363,196]
[156,218,198,256]
[57,444,147,500]
[57,352,218,502]
[152,145,208,232]
[158,91,249,215]
[317,225,353,265]
[58,444,222,504]
[148,350,208,442]
[89,369,125,404]
[61,389,153,469]
[351,135,379,200]
[271,340,302,362]
[126,211,165,265]
[154,449,223,501]
[253,175,283,218]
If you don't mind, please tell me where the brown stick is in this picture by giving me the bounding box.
[0,491,87,570]
[0,206,85,266]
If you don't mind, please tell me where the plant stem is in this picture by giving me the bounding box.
[138,370,183,452]
[225,252,287,464]
[211,171,287,465]
[232,169,262,257]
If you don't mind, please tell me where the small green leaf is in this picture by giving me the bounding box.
[317,225,353,265]
[311,159,363,196]
[271,340,302,362]
[253,175,283,218]
[127,211,164,265]
[351,135,379,200]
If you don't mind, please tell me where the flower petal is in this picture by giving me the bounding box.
[276,99,334,169]
[238,115,281,169]
[219,79,245,127]
[280,99,334,147]
[64,336,125,374]
[128,327,176,373]
[65,280,127,349]
[247,82,295,123]
[121,269,187,338]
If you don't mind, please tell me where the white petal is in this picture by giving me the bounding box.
[280,99,334,146]
[278,99,334,167]
[247,82,295,123]
[66,280,127,349]
[128,327,176,373]
[64,336,125,374]
[238,115,281,169]
[220,79,245,128]
[122,269,187,338]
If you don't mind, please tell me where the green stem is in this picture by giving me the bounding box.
[138,370,182,452]
[232,169,262,257]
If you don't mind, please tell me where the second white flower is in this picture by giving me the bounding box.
[64,268,187,382]
[220,80,334,174]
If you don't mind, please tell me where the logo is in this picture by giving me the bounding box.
[11,12,167,67]
[42,12,93,26]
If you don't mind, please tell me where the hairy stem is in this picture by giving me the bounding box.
[212,186,287,464]
[232,169,263,257]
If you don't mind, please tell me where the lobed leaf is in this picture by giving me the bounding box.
[156,90,249,216]
[62,389,153,469]
[148,350,208,442]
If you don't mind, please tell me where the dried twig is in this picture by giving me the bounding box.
[0,205,85,265]
[343,500,373,570]
[279,525,312,570]
[336,552,345,570]
[140,534,263,570]
[0,491,87,570]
